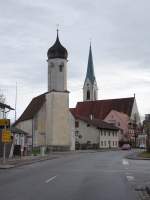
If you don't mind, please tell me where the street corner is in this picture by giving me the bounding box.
[0,164,14,169]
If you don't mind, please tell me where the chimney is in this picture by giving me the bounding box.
[90,114,93,120]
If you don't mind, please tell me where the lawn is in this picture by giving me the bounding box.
[139,151,150,158]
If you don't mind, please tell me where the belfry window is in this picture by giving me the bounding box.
[94,90,96,100]
[87,90,90,100]
[59,64,63,72]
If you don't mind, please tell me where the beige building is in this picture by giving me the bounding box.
[69,112,119,149]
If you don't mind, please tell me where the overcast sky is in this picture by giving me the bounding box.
[0,0,150,121]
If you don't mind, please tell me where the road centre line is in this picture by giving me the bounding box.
[126,176,135,182]
[45,175,57,183]
[122,159,129,165]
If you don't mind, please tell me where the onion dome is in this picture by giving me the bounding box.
[47,30,68,60]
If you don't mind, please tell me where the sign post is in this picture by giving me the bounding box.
[1,119,11,164]
[2,130,11,164]
[3,143,6,164]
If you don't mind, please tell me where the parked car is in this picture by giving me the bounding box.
[121,144,131,150]
[139,144,146,149]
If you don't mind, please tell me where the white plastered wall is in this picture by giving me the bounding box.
[130,98,141,124]
[46,92,70,147]
[33,102,46,146]
[69,112,75,150]
[16,119,33,146]
[48,58,67,92]
[75,120,119,148]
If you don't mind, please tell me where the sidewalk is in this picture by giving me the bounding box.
[0,154,60,169]
[0,150,97,169]
[0,149,121,169]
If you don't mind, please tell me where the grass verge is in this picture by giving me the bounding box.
[139,151,150,158]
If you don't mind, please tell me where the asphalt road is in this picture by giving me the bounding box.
[0,150,150,200]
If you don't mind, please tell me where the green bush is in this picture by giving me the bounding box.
[32,148,40,156]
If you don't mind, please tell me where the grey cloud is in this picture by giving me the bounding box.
[0,0,150,117]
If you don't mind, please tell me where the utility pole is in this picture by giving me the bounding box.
[15,82,18,121]
[2,120,7,164]
[143,114,150,152]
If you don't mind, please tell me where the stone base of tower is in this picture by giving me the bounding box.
[45,91,71,149]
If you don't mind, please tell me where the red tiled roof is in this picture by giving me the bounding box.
[74,97,134,120]
[76,115,119,130]
[70,108,76,116]
[15,93,46,124]
[15,90,70,126]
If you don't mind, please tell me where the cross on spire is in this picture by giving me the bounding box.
[89,38,92,46]
[56,24,59,34]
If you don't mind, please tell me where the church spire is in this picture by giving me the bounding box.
[85,44,96,84]
[83,43,98,101]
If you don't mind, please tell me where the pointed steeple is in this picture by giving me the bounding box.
[83,43,98,101]
[85,44,96,83]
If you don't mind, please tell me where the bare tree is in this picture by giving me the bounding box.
[0,92,6,118]
[0,92,5,103]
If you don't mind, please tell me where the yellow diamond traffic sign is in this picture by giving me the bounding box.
[2,129,11,143]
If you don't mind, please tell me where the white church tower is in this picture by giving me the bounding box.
[83,44,98,101]
[46,30,70,150]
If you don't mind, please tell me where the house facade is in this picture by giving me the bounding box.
[70,112,119,149]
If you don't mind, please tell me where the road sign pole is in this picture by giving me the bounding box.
[3,143,6,164]
[2,119,7,165]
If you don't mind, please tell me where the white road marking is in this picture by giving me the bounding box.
[122,159,129,165]
[126,176,135,181]
[45,175,57,183]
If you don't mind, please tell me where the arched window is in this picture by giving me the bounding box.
[87,90,90,100]
[94,90,96,100]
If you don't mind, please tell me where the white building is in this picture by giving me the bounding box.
[69,112,119,149]
[15,31,71,151]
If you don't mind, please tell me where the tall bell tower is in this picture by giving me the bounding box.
[46,30,70,151]
[47,30,67,92]
[83,44,98,101]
